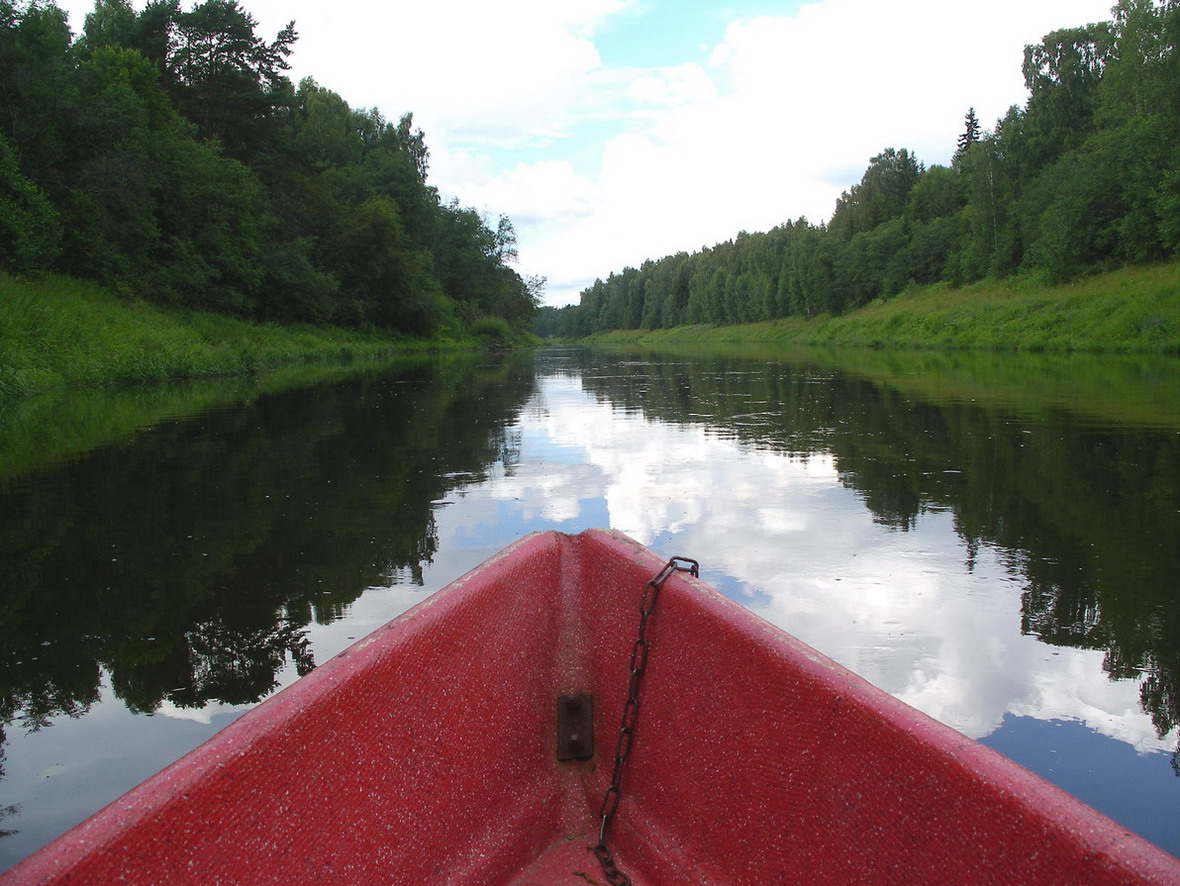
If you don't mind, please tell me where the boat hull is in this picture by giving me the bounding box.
[4,530,1178,884]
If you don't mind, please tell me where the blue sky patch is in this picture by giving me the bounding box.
[596,1,813,67]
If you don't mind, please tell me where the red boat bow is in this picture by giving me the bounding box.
[4,530,1178,884]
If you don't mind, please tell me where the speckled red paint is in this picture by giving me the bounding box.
[4,530,1179,884]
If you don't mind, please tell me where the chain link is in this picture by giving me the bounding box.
[591,556,699,886]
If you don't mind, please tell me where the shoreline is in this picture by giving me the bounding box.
[580,263,1180,354]
[0,274,533,397]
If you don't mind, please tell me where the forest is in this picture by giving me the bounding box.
[0,0,540,336]
[538,0,1180,339]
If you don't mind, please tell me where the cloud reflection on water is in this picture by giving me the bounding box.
[434,373,1173,756]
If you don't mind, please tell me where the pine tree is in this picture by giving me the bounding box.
[954,107,980,165]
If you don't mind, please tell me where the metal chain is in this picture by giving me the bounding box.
[592,555,700,886]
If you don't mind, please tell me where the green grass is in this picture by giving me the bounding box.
[0,274,469,396]
[585,263,1180,354]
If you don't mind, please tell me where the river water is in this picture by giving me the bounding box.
[1,346,1178,868]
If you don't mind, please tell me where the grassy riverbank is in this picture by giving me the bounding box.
[0,275,523,396]
[585,263,1180,353]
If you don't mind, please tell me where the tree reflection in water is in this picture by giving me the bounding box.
[0,352,537,782]
[568,348,1180,766]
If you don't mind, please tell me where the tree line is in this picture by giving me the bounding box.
[0,0,541,335]
[538,0,1180,338]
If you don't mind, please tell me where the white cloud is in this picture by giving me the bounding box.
[439,158,598,226]
[280,0,631,148]
[620,62,718,109]
[154,698,253,725]
[462,0,1115,304]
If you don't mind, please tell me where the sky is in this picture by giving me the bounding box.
[56,0,1117,306]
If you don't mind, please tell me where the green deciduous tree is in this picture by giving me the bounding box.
[0,132,60,272]
[58,44,262,309]
[330,196,447,333]
[0,0,536,338]
[76,0,137,57]
[829,148,923,241]
[1020,23,1111,174]
[0,0,75,187]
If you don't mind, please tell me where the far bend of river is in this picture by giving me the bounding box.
[1,346,1179,868]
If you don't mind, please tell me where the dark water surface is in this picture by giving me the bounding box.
[1,346,1178,867]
